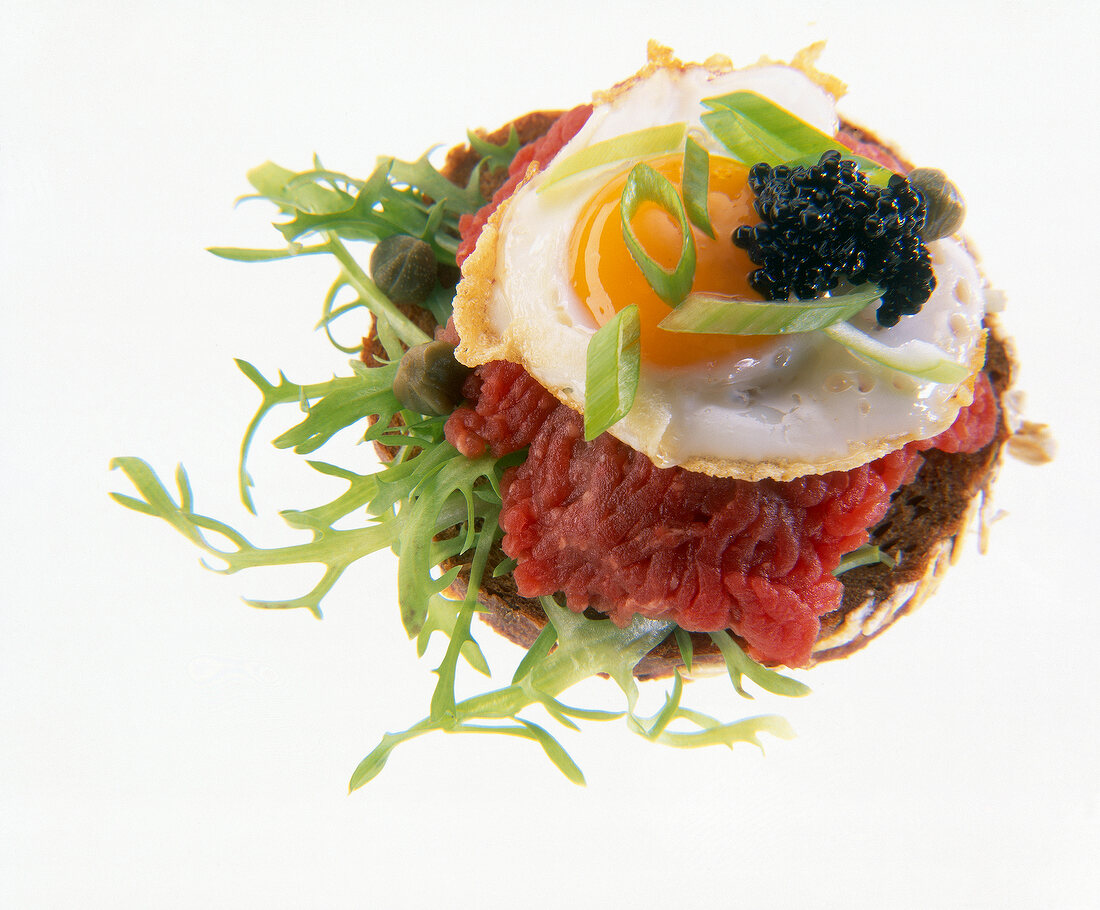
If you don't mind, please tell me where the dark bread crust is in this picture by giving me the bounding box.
[814,329,1014,654]
[371,111,1016,678]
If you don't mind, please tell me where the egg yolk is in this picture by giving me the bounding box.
[569,154,770,369]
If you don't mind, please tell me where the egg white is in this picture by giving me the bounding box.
[453,51,988,481]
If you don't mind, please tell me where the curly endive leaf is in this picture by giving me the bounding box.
[348,596,803,791]
[386,152,486,215]
[348,603,668,791]
[207,243,330,263]
[417,595,490,677]
[708,630,811,698]
[395,449,507,637]
[234,360,363,513]
[633,712,797,750]
[270,153,480,261]
[117,136,818,793]
[110,457,395,619]
[234,359,400,512]
[246,161,354,215]
[624,669,796,749]
[429,503,500,723]
[466,125,521,168]
[278,461,380,534]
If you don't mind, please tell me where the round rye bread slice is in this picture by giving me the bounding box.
[366,112,1017,679]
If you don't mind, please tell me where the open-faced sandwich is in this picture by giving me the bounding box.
[113,43,1050,789]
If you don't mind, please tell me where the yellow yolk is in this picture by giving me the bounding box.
[569,154,771,369]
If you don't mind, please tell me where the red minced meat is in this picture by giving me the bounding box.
[443,109,998,668]
[444,359,560,458]
[449,363,994,667]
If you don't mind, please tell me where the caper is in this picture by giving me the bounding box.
[908,168,966,241]
[393,340,471,416]
[369,234,437,305]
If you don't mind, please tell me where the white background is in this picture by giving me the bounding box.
[3,1,1098,907]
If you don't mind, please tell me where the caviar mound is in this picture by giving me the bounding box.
[733,152,936,327]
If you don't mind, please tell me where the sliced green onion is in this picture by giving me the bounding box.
[823,319,970,383]
[701,107,803,168]
[682,137,714,239]
[659,286,882,335]
[708,630,811,698]
[538,122,687,192]
[701,91,893,184]
[701,91,834,163]
[584,304,641,441]
[620,162,696,306]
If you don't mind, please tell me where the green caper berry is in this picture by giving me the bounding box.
[370,234,437,305]
[393,340,471,416]
[908,168,966,241]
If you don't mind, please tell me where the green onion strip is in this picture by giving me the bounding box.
[659,285,883,336]
[823,320,969,383]
[701,91,893,186]
[681,137,715,239]
[584,304,641,441]
[620,162,696,307]
[538,122,687,192]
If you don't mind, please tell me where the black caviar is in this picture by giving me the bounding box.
[732,150,935,327]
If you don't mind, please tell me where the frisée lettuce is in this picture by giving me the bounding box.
[111,137,809,791]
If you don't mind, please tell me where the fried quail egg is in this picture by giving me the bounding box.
[453,46,987,481]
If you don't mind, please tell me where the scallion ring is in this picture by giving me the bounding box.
[620,162,696,306]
